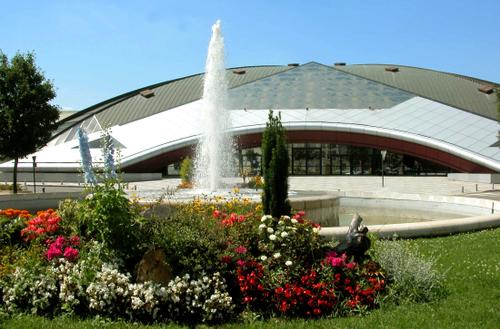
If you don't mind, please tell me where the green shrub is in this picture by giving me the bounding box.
[247,176,263,189]
[0,244,53,315]
[179,157,193,185]
[371,239,446,304]
[144,196,262,277]
[75,183,146,269]
[0,183,22,191]
[0,215,26,246]
[146,207,228,276]
[57,199,85,236]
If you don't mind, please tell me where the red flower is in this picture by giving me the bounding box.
[280,301,288,312]
[220,255,232,264]
[21,209,61,241]
[70,235,80,246]
[346,261,357,269]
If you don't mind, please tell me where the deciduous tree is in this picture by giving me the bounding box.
[0,51,59,193]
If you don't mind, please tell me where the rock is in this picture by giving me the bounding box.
[136,248,172,286]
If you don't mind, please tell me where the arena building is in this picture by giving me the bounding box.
[1,62,499,179]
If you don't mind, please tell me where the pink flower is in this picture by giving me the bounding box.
[46,246,62,260]
[64,247,79,261]
[236,259,246,267]
[235,245,248,254]
[325,251,347,267]
[54,236,66,249]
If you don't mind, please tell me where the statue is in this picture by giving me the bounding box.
[334,213,371,261]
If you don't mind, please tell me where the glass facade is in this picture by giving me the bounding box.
[166,143,454,177]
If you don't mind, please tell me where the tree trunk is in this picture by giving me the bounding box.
[13,157,18,194]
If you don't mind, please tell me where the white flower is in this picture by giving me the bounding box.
[260,255,268,261]
[273,252,281,259]
[313,227,320,233]
[258,224,266,230]
[278,220,285,225]
[285,260,293,266]
[261,215,272,222]
[267,227,274,233]
[269,234,277,241]
[291,218,298,224]
[281,231,289,238]
[282,215,291,220]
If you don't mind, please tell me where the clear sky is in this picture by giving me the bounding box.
[1,0,499,111]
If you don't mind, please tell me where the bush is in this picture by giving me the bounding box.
[257,212,322,276]
[146,196,260,276]
[371,239,446,304]
[179,157,193,186]
[0,183,22,192]
[74,183,145,267]
[0,209,30,246]
[147,209,227,276]
[247,176,263,189]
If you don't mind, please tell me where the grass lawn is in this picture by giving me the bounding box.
[2,228,499,329]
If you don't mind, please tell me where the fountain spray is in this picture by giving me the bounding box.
[193,20,234,191]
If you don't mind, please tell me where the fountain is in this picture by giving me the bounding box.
[193,20,234,192]
[126,21,500,239]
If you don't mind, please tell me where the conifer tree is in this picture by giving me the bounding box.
[261,110,290,217]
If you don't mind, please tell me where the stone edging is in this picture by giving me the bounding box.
[319,191,500,240]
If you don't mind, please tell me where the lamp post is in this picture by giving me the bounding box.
[381,150,387,187]
[32,156,37,193]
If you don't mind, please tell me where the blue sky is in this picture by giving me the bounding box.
[1,0,499,111]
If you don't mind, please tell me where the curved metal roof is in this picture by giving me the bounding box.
[54,65,292,139]
[53,61,498,145]
[334,64,498,120]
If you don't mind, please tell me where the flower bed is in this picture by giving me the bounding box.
[0,183,444,325]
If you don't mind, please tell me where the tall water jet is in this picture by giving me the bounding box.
[193,20,234,191]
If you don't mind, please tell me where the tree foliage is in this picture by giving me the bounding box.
[0,51,59,193]
[261,110,291,217]
[180,156,193,184]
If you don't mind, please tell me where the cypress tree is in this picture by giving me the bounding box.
[261,110,291,217]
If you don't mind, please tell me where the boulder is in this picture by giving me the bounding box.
[136,248,172,286]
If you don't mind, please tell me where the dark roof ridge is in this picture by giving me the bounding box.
[342,63,499,86]
[334,63,497,120]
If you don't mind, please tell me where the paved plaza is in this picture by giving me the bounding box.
[127,176,500,200]
[7,176,500,202]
